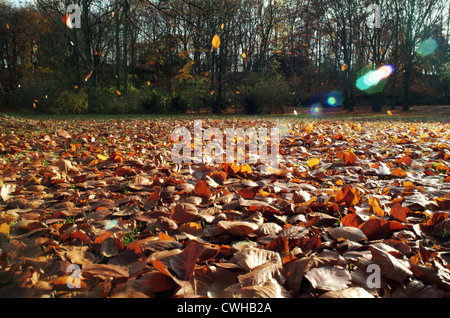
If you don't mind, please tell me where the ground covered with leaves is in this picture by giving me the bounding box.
[0,115,450,298]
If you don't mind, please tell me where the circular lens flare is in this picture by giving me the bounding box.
[417,39,438,56]
[327,97,336,106]
[327,90,343,107]
[310,104,322,115]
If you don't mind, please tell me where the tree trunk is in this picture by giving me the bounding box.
[115,4,121,91]
[122,0,129,98]
[82,0,95,113]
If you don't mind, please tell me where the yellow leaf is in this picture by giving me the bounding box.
[221,23,225,30]
[212,34,221,50]
[307,158,320,169]
[242,52,247,59]
[240,164,252,174]
[0,223,10,236]
[387,110,392,115]
[88,159,99,167]
[306,123,314,133]
[147,81,151,86]
[369,196,385,217]
[116,90,121,96]
[97,154,108,161]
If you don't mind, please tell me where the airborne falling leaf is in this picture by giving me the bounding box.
[84,70,93,82]
[212,34,221,50]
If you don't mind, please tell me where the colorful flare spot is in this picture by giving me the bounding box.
[310,104,322,115]
[327,90,343,107]
[357,65,394,91]
[417,39,438,56]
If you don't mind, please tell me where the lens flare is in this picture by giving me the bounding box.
[357,65,394,92]
[417,39,438,56]
[327,90,343,107]
[310,103,322,115]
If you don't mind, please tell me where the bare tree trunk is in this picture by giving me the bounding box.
[122,0,129,98]
[115,3,121,91]
[82,0,95,113]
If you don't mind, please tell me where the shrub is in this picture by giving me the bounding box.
[239,72,292,114]
[142,88,167,114]
[96,84,146,114]
[166,92,188,114]
[181,76,210,113]
[52,89,88,114]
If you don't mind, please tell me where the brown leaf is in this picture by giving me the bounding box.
[169,241,205,281]
[194,179,211,199]
[234,247,281,271]
[319,287,374,298]
[326,226,368,242]
[238,279,292,298]
[304,266,351,291]
[238,261,286,287]
[369,244,412,282]
[218,220,259,236]
[170,203,198,224]
[83,264,129,279]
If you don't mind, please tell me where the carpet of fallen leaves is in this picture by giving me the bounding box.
[1,115,450,298]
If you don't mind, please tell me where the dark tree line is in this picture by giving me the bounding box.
[0,0,449,114]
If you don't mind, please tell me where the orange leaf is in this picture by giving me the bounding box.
[335,186,361,207]
[340,213,363,227]
[336,151,357,165]
[52,275,87,288]
[389,203,407,222]
[391,167,407,177]
[159,232,176,241]
[84,70,93,82]
[94,232,113,245]
[395,155,412,166]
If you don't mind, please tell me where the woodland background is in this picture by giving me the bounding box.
[0,0,449,115]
